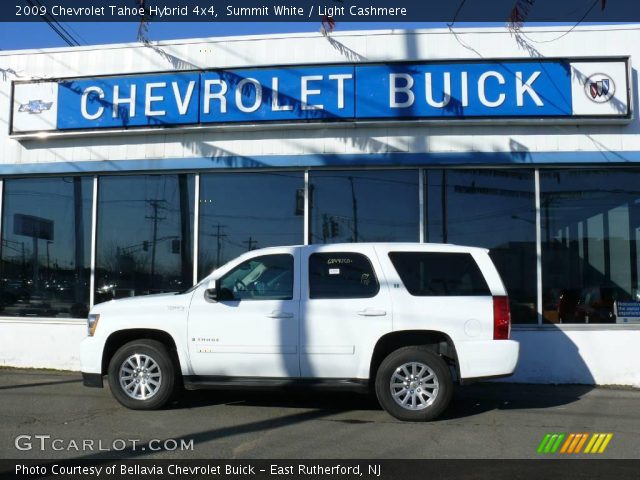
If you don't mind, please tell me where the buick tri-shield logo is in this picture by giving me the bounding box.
[18,99,53,114]
[584,73,615,103]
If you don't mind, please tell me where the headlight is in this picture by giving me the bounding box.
[87,314,100,336]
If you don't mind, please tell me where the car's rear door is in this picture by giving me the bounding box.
[299,245,392,379]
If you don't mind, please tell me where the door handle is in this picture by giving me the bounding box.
[357,309,387,317]
[266,311,294,319]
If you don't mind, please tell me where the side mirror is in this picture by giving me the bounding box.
[205,279,235,302]
[205,279,218,302]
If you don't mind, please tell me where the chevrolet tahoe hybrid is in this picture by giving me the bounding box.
[81,243,519,421]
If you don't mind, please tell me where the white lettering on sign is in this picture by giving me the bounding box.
[112,84,137,118]
[145,82,166,116]
[329,73,353,109]
[388,70,543,110]
[173,81,195,115]
[203,79,227,114]
[425,72,451,108]
[271,77,293,112]
[235,78,262,113]
[478,71,505,108]
[460,71,469,107]
[390,73,415,108]
[516,71,543,107]
[301,75,324,110]
[80,86,105,120]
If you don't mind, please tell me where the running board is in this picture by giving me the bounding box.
[183,376,369,392]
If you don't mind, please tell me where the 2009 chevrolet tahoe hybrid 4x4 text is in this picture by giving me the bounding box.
[81,243,519,421]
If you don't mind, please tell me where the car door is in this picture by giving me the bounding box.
[299,245,392,379]
[187,247,300,378]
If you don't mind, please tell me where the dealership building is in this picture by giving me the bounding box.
[0,24,639,386]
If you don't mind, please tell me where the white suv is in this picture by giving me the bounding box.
[81,243,519,421]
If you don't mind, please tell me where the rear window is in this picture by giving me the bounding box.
[389,252,490,296]
[309,252,379,299]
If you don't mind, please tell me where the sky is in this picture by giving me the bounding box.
[0,22,459,51]
[0,21,613,51]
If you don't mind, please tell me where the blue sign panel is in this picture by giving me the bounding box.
[200,66,355,124]
[355,62,572,118]
[58,73,200,129]
[43,58,627,132]
[617,302,640,318]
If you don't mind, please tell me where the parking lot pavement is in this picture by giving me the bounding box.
[0,368,639,460]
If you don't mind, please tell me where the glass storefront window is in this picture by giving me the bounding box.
[309,170,419,244]
[0,177,92,318]
[198,172,304,279]
[95,174,194,304]
[5,165,640,326]
[541,169,640,324]
[425,169,537,323]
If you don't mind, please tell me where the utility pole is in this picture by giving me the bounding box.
[145,199,167,291]
[209,223,227,268]
[243,236,258,251]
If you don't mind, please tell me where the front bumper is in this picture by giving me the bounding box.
[457,339,520,380]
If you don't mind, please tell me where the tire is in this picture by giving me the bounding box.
[107,339,176,410]
[375,346,453,421]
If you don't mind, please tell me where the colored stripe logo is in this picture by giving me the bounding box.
[537,433,613,454]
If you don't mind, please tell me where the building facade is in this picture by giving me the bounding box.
[1,25,639,386]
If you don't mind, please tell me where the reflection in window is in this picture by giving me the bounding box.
[541,169,640,324]
[198,172,304,279]
[389,252,490,296]
[95,174,194,304]
[219,254,294,300]
[0,177,92,318]
[309,170,419,244]
[425,169,537,323]
[309,252,379,299]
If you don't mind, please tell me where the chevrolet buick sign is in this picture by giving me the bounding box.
[10,58,631,135]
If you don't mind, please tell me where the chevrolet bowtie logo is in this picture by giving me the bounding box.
[18,100,53,114]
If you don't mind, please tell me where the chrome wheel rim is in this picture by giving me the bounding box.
[119,354,162,400]
[390,362,439,410]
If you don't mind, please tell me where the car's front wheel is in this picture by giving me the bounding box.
[375,346,453,421]
[107,339,175,410]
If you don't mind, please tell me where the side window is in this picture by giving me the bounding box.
[389,252,490,296]
[309,252,379,299]
[219,254,294,300]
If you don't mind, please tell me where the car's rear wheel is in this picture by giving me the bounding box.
[107,339,175,410]
[375,346,452,421]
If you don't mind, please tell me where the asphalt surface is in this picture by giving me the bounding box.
[0,368,639,460]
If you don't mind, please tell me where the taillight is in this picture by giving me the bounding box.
[493,296,511,340]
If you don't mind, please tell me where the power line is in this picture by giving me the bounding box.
[517,0,600,44]
[61,21,89,45]
[28,0,81,47]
